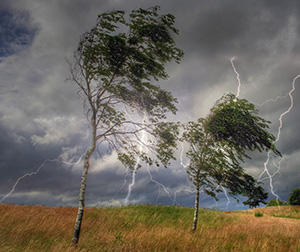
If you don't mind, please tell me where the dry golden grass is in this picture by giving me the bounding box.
[0,204,299,252]
[244,205,300,219]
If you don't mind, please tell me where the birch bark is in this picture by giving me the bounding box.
[192,183,200,232]
[72,118,96,245]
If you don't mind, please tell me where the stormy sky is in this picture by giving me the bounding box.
[0,0,299,210]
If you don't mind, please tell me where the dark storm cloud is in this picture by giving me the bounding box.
[177,0,297,57]
[0,122,85,191]
[163,0,300,114]
[0,0,299,209]
[0,7,37,57]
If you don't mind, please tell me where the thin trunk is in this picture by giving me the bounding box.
[192,183,200,232]
[72,118,97,245]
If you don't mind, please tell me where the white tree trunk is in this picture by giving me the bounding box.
[72,119,96,245]
[192,183,200,232]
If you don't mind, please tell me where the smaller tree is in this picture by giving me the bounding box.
[288,188,300,205]
[181,94,282,232]
[182,118,267,232]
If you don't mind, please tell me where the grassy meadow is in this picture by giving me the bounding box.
[0,204,299,251]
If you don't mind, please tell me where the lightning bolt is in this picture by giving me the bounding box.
[145,165,172,201]
[229,57,277,200]
[172,186,196,206]
[212,184,230,209]
[178,143,197,199]
[230,57,242,98]
[123,111,176,205]
[123,169,137,205]
[123,138,173,204]
[180,142,190,169]
[260,155,287,182]
[258,95,288,107]
[229,57,300,200]
[0,159,53,203]
[258,75,300,199]
[221,186,230,209]
[124,113,148,205]
[0,154,84,203]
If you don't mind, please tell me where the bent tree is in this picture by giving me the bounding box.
[70,6,183,244]
[207,94,281,159]
[182,94,280,231]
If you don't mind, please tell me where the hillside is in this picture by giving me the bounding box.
[0,204,299,252]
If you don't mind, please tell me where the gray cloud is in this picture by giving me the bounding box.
[0,0,299,210]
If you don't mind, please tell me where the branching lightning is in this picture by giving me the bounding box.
[230,57,300,200]
[0,159,52,203]
[221,186,231,209]
[145,165,173,201]
[260,156,287,182]
[258,95,288,107]
[124,114,147,205]
[123,111,175,205]
[172,186,196,206]
[229,57,279,198]
[258,74,300,199]
[0,154,84,203]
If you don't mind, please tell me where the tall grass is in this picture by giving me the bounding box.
[0,204,299,251]
[246,205,300,219]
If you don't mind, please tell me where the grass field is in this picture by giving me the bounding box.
[0,204,299,251]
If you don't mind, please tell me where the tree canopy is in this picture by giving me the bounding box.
[70,6,184,170]
[206,94,281,161]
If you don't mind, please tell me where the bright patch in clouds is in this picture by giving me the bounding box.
[31,116,87,146]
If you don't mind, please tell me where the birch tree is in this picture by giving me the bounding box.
[182,94,280,232]
[182,119,266,231]
[69,6,183,244]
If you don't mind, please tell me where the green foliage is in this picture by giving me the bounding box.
[114,232,124,244]
[254,212,263,217]
[72,6,183,169]
[206,94,281,161]
[267,199,288,206]
[182,119,237,194]
[181,95,275,209]
[225,172,268,208]
[153,122,180,167]
[182,117,268,208]
[288,188,300,205]
[77,6,183,119]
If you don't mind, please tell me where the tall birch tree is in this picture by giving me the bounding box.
[69,6,183,244]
